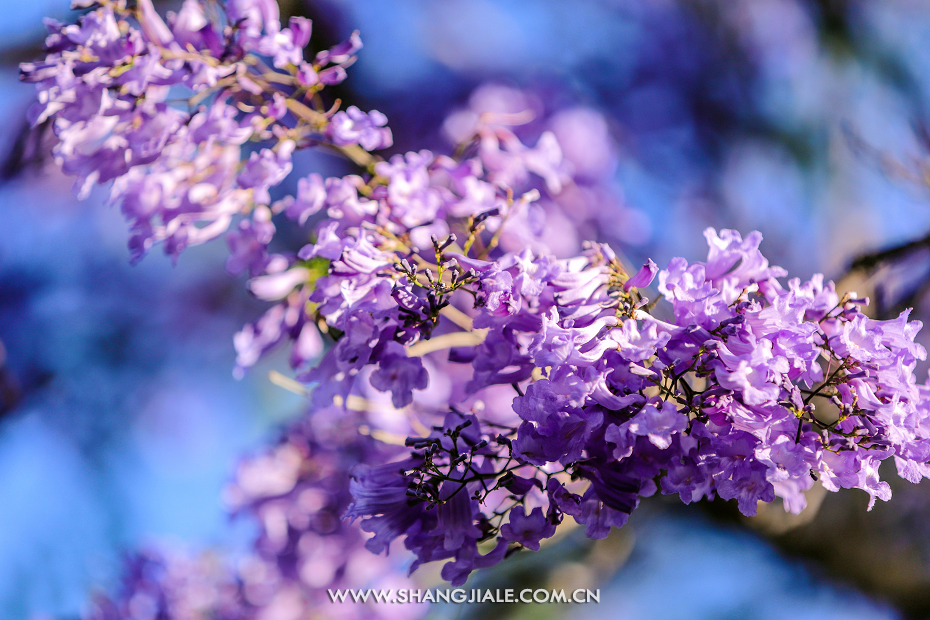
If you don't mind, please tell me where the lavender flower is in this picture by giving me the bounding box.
[327,106,393,151]
[21,0,381,262]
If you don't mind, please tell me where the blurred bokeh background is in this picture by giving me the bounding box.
[7,0,930,618]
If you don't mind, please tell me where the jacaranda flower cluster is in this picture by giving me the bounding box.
[22,0,930,616]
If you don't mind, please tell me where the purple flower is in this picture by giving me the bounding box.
[512,376,586,424]
[327,106,393,151]
[284,173,327,225]
[170,0,224,54]
[627,401,688,450]
[703,228,787,295]
[501,506,556,551]
[374,151,443,229]
[712,338,787,405]
[434,481,483,550]
[529,312,617,368]
[714,460,776,517]
[233,296,306,375]
[237,142,295,206]
[226,0,280,39]
[623,259,658,291]
[315,30,363,66]
[348,457,427,554]
[832,313,887,363]
[257,16,312,68]
[610,318,669,362]
[248,263,309,301]
[661,459,713,504]
[440,540,508,587]
[137,0,174,46]
[369,342,429,408]
[225,205,275,276]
